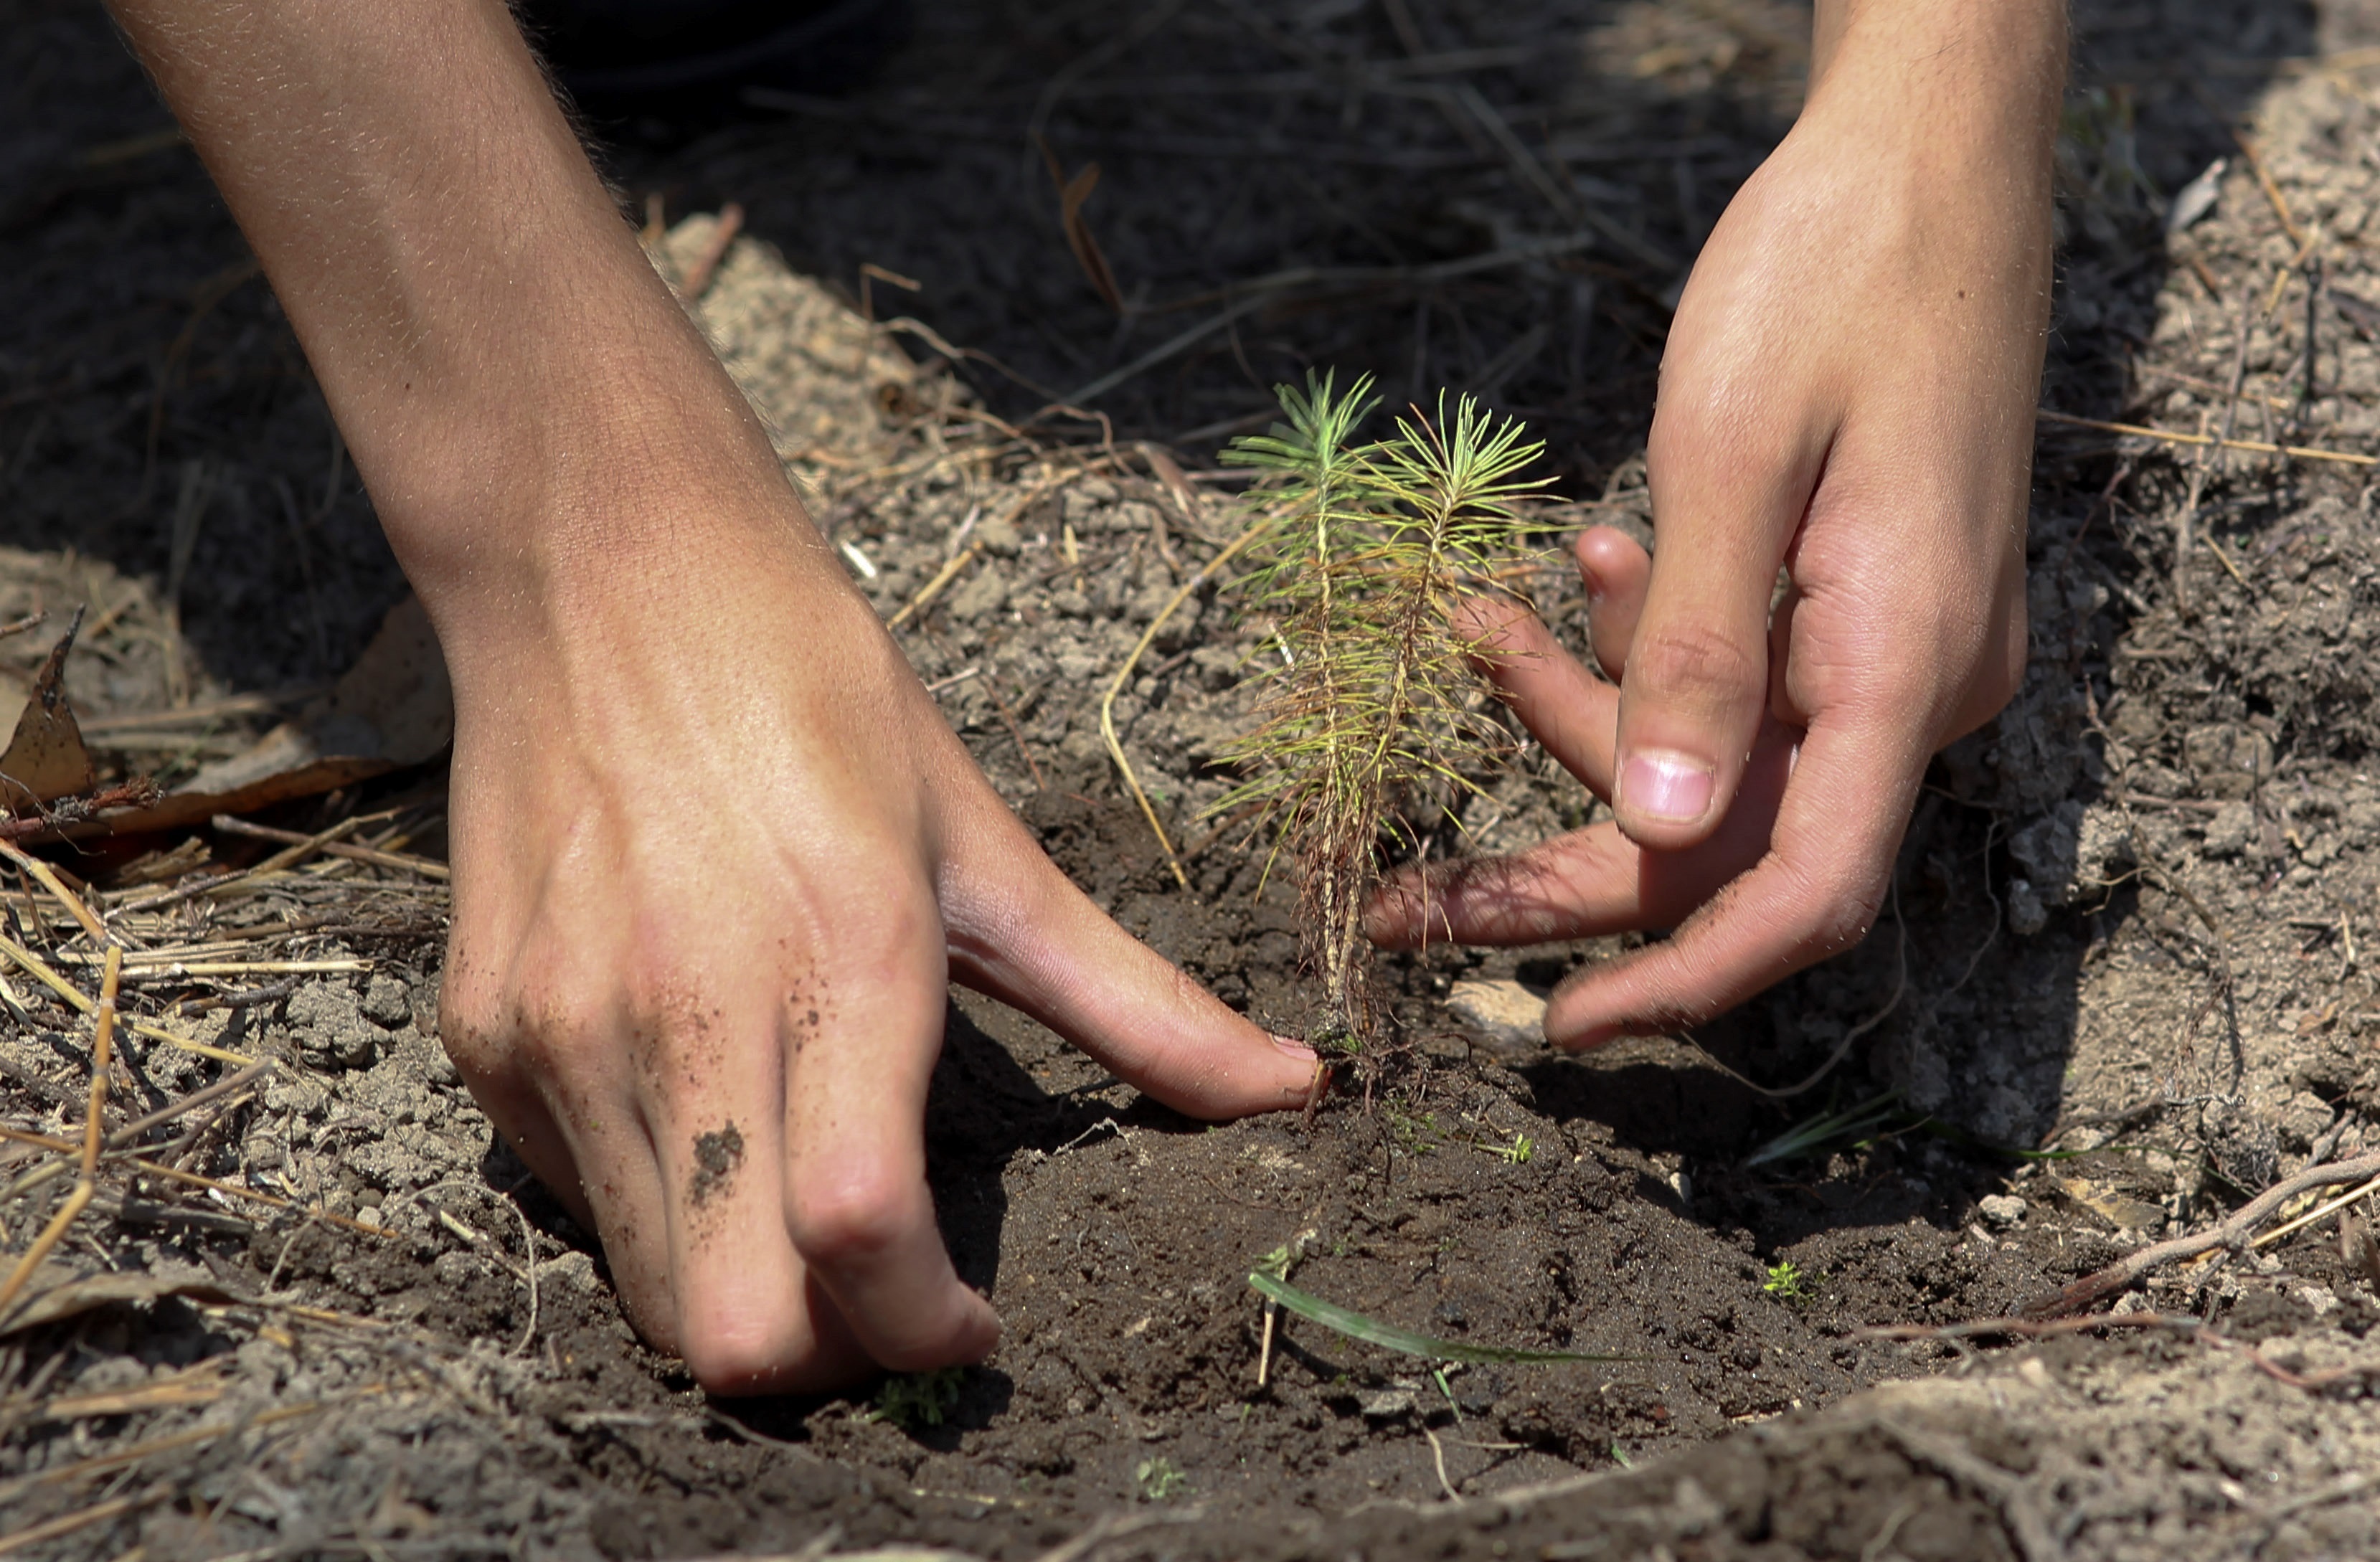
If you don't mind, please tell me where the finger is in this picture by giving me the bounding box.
[940,802,1318,1118]
[1574,526,1651,681]
[1453,592,1620,797]
[633,985,876,1395]
[441,962,681,1352]
[1368,717,1791,948]
[1545,706,1919,1049]
[1615,401,1826,848]
[783,886,1003,1376]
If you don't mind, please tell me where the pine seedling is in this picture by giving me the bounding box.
[1215,371,1548,1051]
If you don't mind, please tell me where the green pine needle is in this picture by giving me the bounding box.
[1213,371,1549,1043]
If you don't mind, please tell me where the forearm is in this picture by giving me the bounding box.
[1810,0,2067,168]
[102,1,804,617]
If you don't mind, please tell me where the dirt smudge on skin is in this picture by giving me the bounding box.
[688,1120,745,1207]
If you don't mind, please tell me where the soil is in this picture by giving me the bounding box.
[6,1,2380,1560]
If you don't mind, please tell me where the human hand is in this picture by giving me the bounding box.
[433,513,1319,1394]
[1370,1,2064,1047]
[105,0,1319,1396]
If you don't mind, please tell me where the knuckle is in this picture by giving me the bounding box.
[1793,866,1887,958]
[787,1169,913,1271]
[674,1302,795,1395]
[1628,620,1763,714]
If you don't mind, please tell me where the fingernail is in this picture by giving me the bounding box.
[1620,750,1714,824]
[1272,1033,1319,1061]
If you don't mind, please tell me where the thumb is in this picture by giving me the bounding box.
[940,803,1318,1117]
[1618,402,1825,848]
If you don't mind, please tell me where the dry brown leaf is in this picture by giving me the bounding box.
[1039,138,1125,317]
[74,595,453,837]
[2059,1175,2166,1233]
[0,610,94,814]
[0,1264,236,1335]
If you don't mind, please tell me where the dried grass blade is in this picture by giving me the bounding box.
[0,949,120,1322]
[1101,519,1269,889]
[0,841,105,945]
[0,932,253,1065]
[2037,407,2378,466]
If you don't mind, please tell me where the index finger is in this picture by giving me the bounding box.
[1544,704,1924,1049]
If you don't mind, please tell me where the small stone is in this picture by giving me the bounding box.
[2202,799,2255,858]
[975,513,1021,555]
[945,562,1009,623]
[360,975,412,1030]
[541,1250,600,1297]
[1978,1193,2028,1229]
[2006,879,2049,937]
[1445,978,1546,1055]
[287,982,382,1071]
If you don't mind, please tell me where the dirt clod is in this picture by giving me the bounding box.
[689,1120,746,1207]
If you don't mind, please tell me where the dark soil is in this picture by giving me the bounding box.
[6,1,2380,1560]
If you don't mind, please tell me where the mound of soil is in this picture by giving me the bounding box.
[6,2,2380,1561]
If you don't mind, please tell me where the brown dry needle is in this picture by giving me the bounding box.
[0,944,119,1322]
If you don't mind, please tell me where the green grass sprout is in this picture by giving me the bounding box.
[1247,1271,1633,1365]
[1762,1260,1815,1303]
[865,1366,965,1429]
[1135,1455,1189,1501]
[1745,1092,1911,1168]
[1487,1132,1535,1165]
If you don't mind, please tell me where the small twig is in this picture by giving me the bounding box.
[1101,518,1268,890]
[0,1488,160,1557]
[0,1122,389,1236]
[0,779,163,843]
[983,676,1048,790]
[1681,884,1907,1101]
[103,1060,272,1151]
[888,473,1075,631]
[890,544,983,630]
[108,817,368,918]
[2252,1171,2380,1251]
[2036,408,2379,467]
[164,978,302,1018]
[1419,1421,1465,1504]
[2019,1146,2380,1317]
[206,814,449,881]
[0,842,106,945]
[676,202,744,298]
[2176,295,2256,612]
[2229,123,2308,250]
[0,947,120,1322]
